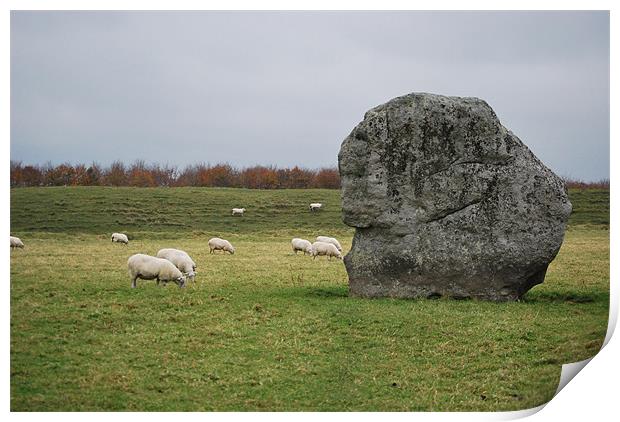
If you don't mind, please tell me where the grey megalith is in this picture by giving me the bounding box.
[338,92,572,301]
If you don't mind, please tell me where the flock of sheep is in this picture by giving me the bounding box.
[114,233,237,288]
[292,236,342,260]
[11,202,344,289]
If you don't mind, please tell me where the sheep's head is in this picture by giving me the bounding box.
[177,275,187,288]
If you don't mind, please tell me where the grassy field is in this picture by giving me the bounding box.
[10,187,609,411]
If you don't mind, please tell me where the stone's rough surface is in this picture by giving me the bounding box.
[338,92,572,301]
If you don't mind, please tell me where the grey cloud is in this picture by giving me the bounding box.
[11,11,609,180]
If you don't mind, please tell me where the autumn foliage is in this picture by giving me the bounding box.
[10,161,341,189]
[562,177,610,190]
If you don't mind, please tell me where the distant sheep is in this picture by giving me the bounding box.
[111,233,129,245]
[309,203,323,212]
[10,236,24,249]
[291,238,312,255]
[157,248,197,282]
[311,241,342,260]
[232,208,246,216]
[208,237,235,254]
[127,253,186,288]
[316,236,342,252]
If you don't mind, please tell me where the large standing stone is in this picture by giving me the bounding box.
[338,92,571,301]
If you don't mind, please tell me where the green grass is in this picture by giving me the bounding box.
[10,186,607,235]
[10,187,609,411]
[9,187,350,237]
[564,188,610,228]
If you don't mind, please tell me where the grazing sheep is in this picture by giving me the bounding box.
[316,236,342,252]
[10,236,24,249]
[111,232,129,245]
[127,253,186,288]
[231,208,246,216]
[291,238,313,255]
[309,203,322,212]
[156,248,197,282]
[208,237,235,254]
[311,241,342,260]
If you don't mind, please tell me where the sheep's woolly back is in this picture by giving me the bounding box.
[157,248,196,277]
[316,236,342,251]
[128,254,183,280]
[112,233,129,244]
[311,241,342,258]
[10,236,24,248]
[209,237,235,253]
[292,238,312,253]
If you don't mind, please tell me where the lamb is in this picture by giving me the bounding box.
[111,232,129,244]
[10,236,24,249]
[208,237,235,254]
[231,208,246,216]
[316,236,342,252]
[156,248,197,282]
[127,253,186,288]
[309,203,322,212]
[311,241,342,260]
[291,238,312,255]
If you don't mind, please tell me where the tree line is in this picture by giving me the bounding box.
[10,160,608,190]
[9,161,341,189]
[562,177,609,190]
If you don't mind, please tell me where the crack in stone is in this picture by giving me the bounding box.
[422,158,512,181]
[424,197,484,223]
[424,157,460,179]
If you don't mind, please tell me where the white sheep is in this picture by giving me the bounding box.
[127,253,186,288]
[311,241,342,260]
[291,238,313,255]
[208,237,235,254]
[10,236,24,249]
[111,232,129,245]
[231,208,246,216]
[156,248,197,282]
[309,203,323,212]
[316,236,342,252]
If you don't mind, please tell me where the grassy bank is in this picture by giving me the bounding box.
[10,186,608,235]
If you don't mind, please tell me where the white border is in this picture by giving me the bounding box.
[2,1,616,420]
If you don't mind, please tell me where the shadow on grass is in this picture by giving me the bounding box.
[280,285,608,307]
[278,285,349,299]
[306,286,349,298]
[522,291,605,304]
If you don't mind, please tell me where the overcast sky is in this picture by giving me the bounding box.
[11,11,609,181]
